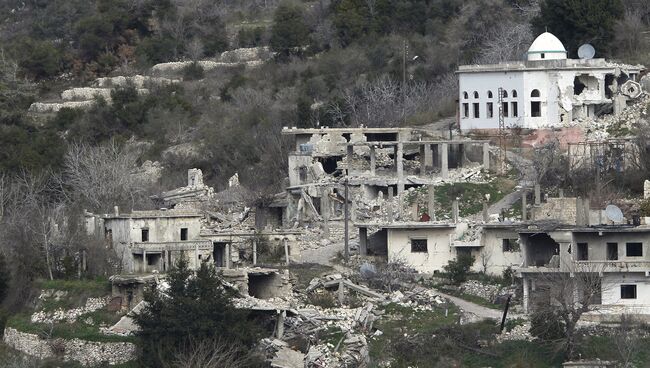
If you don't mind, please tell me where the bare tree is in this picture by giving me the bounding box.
[613,314,643,368]
[163,338,257,368]
[63,141,148,212]
[479,249,492,274]
[531,262,608,359]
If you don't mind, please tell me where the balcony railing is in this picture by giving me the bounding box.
[131,240,213,253]
[574,260,650,271]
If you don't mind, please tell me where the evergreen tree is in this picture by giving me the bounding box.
[533,0,624,57]
[0,253,9,304]
[134,259,262,367]
[270,2,309,53]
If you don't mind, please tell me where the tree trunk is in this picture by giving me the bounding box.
[44,233,54,281]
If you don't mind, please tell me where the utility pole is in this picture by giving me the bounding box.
[344,177,349,263]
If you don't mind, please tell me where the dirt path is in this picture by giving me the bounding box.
[432,288,526,325]
[485,150,537,216]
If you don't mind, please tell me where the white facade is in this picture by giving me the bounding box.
[457,32,643,130]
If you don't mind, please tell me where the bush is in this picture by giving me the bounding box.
[238,27,265,48]
[443,254,475,284]
[530,310,564,341]
[183,62,205,81]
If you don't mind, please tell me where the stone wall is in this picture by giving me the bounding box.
[2,328,137,366]
[532,197,577,223]
[460,280,515,303]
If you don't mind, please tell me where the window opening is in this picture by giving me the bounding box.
[180,228,188,241]
[577,243,588,261]
[626,242,643,257]
[621,285,637,299]
[502,239,520,252]
[141,229,149,242]
[462,103,469,118]
[531,101,541,117]
[473,91,479,99]
[511,102,518,117]
[531,89,540,97]
[411,239,428,253]
[473,103,480,118]
[607,243,618,260]
[487,102,493,118]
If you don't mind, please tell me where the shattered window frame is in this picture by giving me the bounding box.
[502,238,520,252]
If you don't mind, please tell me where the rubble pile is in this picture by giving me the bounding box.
[496,322,534,342]
[570,95,650,140]
[460,280,516,304]
[31,294,109,324]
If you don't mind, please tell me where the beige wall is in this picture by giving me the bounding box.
[387,228,456,273]
[602,273,650,306]
[478,228,523,275]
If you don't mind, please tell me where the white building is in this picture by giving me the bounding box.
[457,32,643,131]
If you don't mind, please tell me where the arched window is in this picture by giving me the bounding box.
[473,91,479,98]
[502,90,508,98]
[531,89,540,97]
[487,91,493,98]
[530,89,541,117]
[512,90,517,98]
[463,91,468,99]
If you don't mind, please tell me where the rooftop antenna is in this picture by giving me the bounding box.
[605,204,624,223]
[578,44,595,60]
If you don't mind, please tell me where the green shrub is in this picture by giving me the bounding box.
[182,62,204,81]
[443,254,475,284]
[530,310,564,340]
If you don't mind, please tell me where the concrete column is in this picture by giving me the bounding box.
[427,185,435,221]
[482,201,488,222]
[424,144,433,167]
[369,146,376,176]
[458,144,464,168]
[359,227,368,256]
[523,275,530,314]
[482,142,490,171]
[452,199,459,223]
[583,197,591,226]
[534,184,541,206]
[576,197,583,226]
[283,238,290,265]
[142,249,147,273]
[387,187,394,222]
[441,143,448,179]
[252,239,257,265]
[275,310,286,338]
[419,145,426,175]
[411,201,419,221]
[163,250,168,271]
[338,280,345,304]
[522,191,527,221]
[396,143,404,194]
[320,189,330,237]
[559,188,564,198]
[225,244,231,269]
[346,145,354,176]
[195,242,200,268]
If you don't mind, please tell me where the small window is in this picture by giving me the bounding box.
[487,102,493,118]
[502,90,508,98]
[626,242,643,257]
[488,91,493,98]
[531,101,541,117]
[531,89,540,98]
[607,243,618,260]
[512,90,517,98]
[541,53,545,59]
[180,228,188,241]
[473,91,479,99]
[473,103,480,118]
[621,284,637,299]
[463,91,468,99]
[577,243,588,261]
[502,102,509,117]
[411,239,428,253]
[511,102,518,117]
[502,239,520,252]
[141,228,149,242]
[462,103,469,118]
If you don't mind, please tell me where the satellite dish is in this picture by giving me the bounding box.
[578,44,595,60]
[605,205,624,223]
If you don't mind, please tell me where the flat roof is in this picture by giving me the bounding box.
[457,58,643,74]
[281,127,414,135]
[355,222,456,229]
[103,209,204,219]
[339,140,489,146]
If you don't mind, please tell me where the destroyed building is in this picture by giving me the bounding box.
[458,32,644,130]
[518,224,650,319]
[86,168,303,272]
[281,126,491,226]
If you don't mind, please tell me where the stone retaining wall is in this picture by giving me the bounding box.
[2,327,137,366]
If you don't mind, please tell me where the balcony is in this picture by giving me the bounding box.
[573,260,650,273]
[131,240,213,254]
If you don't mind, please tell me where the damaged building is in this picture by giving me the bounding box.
[458,32,644,130]
[281,126,491,226]
[86,168,303,273]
